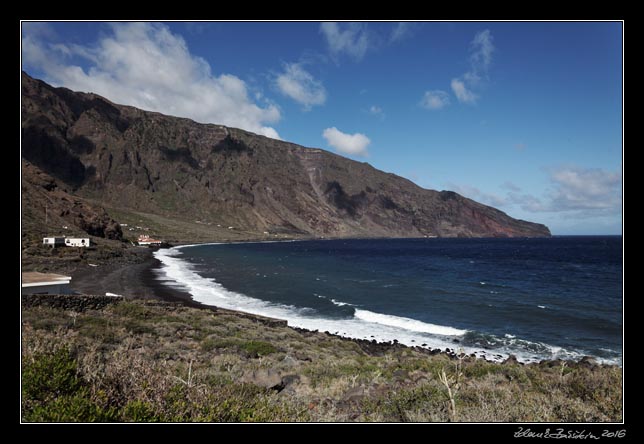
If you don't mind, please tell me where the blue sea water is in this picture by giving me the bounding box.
[154,236,622,365]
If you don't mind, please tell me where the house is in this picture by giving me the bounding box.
[42,237,90,247]
[65,237,90,247]
[137,234,163,246]
[43,237,65,247]
[22,272,72,295]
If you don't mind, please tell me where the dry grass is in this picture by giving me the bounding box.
[21,301,623,422]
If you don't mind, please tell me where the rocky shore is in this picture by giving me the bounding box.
[21,295,622,422]
[21,245,622,422]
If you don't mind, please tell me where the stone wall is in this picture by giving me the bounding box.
[20,293,288,327]
[21,293,124,312]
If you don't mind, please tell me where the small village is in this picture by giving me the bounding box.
[24,230,167,296]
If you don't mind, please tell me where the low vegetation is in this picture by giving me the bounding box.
[21,301,622,422]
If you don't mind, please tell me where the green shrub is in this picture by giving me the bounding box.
[110,302,152,319]
[124,320,155,335]
[239,340,277,357]
[200,337,237,352]
[25,389,118,422]
[362,383,446,422]
[22,349,118,422]
[462,360,499,379]
[77,317,117,342]
[22,348,81,403]
[122,400,161,422]
[162,382,308,422]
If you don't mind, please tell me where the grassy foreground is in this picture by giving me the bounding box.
[21,300,622,422]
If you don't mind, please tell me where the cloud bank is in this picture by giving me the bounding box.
[22,22,281,139]
[448,166,621,221]
[533,167,622,213]
[322,127,370,157]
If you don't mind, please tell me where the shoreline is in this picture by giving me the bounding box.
[70,248,205,309]
[70,246,619,368]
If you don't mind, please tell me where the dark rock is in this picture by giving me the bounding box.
[503,354,519,365]
[543,359,564,368]
[578,356,598,369]
[282,374,300,386]
[22,162,123,241]
[293,352,312,362]
[281,374,301,393]
[241,368,284,391]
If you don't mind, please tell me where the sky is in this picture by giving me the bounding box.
[21,21,623,235]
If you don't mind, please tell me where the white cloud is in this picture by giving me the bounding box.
[501,181,522,192]
[368,105,384,118]
[507,192,546,212]
[470,30,494,73]
[548,167,622,211]
[469,29,494,76]
[22,22,281,139]
[450,78,478,104]
[322,127,370,157]
[276,62,326,110]
[420,90,450,110]
[389,22,415,43]
[446,183,506,207]
[451,29,495,105]
[320,22,370,61]
[508,167,622,216]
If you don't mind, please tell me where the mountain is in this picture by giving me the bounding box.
[21,72,550,240]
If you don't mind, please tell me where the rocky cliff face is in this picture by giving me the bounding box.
[21,72,550,239]
[22,160,123,241]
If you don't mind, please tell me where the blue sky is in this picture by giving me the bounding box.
[21,21,622,234]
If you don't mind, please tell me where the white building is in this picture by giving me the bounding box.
[42,237,90,247]
[22,272,72,295]
[43,237,65,247]
[137,234,163,246]
[65,238,90,247]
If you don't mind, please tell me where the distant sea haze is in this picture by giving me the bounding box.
[155,237,622,365]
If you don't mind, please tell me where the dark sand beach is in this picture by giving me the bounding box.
[69,248,205,309]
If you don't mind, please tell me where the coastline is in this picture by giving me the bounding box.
[23,245,623,422]
[70,245,620,368]
[69,248,472,361]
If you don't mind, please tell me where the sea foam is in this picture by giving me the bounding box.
[354,309,467,336]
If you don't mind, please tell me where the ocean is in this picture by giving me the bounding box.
[154,236,622,365]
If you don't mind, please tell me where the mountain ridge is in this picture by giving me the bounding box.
[21,71,550,240]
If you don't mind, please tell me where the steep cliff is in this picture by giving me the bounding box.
[21,72,550,239]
